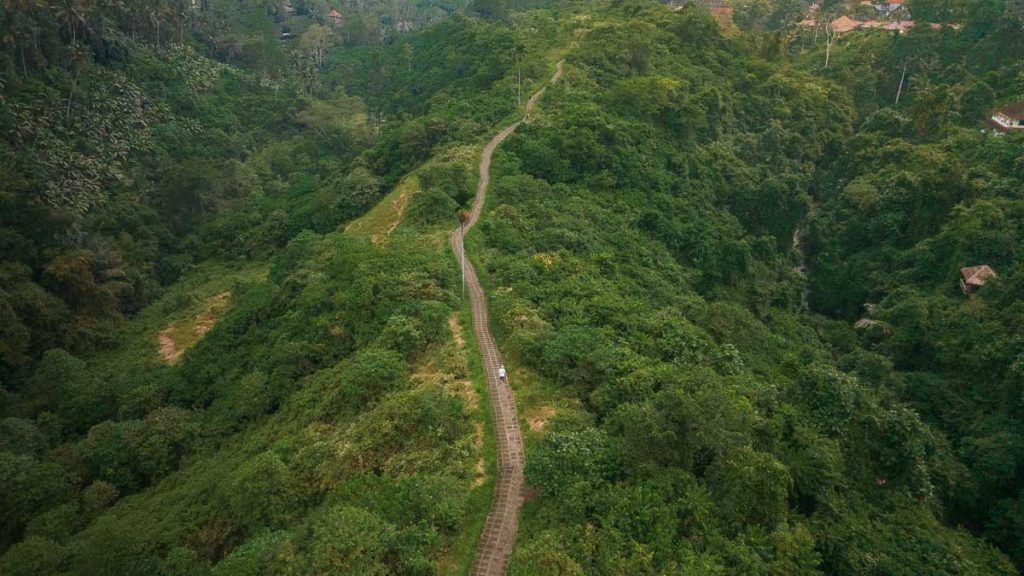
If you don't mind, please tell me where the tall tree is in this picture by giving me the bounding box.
[822,15,841,69]
[300,23,331,71]
[513,42,526,108]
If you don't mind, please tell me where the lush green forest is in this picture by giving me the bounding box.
[798,11,1024,570]
[2,0,1024,573]
[0,0,554,573]
[464,3,1024,573]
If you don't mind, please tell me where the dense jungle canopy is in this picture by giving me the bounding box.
[1,0,1024,573]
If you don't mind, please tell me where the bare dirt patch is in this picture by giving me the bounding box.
[195,292,230,336]
[474,458,486,487]
[473,421,484,449]
[527,405,556,432]
[346,175,420,243]
[157,330,184,364]
[387,192,409,235]
[370,191,411,244]
[158,292,231,364]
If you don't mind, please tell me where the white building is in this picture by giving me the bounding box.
[991,103,1024,132]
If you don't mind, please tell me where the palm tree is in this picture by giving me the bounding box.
[512,42,526,108]
[52,0,88,45]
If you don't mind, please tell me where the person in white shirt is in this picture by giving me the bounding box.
[498,365,507,384]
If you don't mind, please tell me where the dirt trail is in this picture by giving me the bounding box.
[452,59,563,576]
[524,59,563,117]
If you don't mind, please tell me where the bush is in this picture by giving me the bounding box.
[210,531,291,576]
[24,504,83,544]
[319,347,406,417]
[526,429,620,502]
[379,315,424,358]
[224,452,300,530]
[418,161,473,206]
[0,536,65,576]
[406,186,460,227]
[707,447,792,530]
[82,481,120,519]
[0,451,71,547]
[309,505,396,575]
[0,418,48,457]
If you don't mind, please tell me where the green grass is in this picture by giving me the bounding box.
[344,174,421,242]
[339,139,495,574]
[437,305,498,575]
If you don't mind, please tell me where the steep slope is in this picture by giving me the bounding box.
[0,6,571,575]
[3,1,1021,574]
[792,13,1024,569]
[456,3,1017,574]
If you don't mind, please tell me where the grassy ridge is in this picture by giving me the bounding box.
[1,6,575,571]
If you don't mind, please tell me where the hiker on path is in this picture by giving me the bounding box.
[498,364,507,384]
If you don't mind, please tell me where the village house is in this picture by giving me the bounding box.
[991,102,1024,132]
[831,15,863,33]
[328,9,343,26]
[883,19,915,32]
[960,265,997,294]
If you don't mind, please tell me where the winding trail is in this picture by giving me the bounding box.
[451,59,563,576]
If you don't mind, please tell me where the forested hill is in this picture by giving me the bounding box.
[2,0,1024,574]
[0,1,547,572]
[475,3,1023,574]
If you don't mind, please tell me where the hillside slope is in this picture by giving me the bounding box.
[461,3,1018,574]
[2,1,1023,574]
[0,4,565,574]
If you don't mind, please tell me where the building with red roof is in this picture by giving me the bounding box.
[883,19,914,32]
[831,15,863,33]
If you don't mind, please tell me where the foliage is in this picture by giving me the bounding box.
[2,0,1023,573]
[789,5,1024,568]
[466,1,1020,573]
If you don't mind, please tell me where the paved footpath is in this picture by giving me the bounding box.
[450,60,563,576]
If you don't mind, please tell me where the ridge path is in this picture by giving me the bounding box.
[451,59,563,576]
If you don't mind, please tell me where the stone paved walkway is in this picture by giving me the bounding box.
[450,60,563,576]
